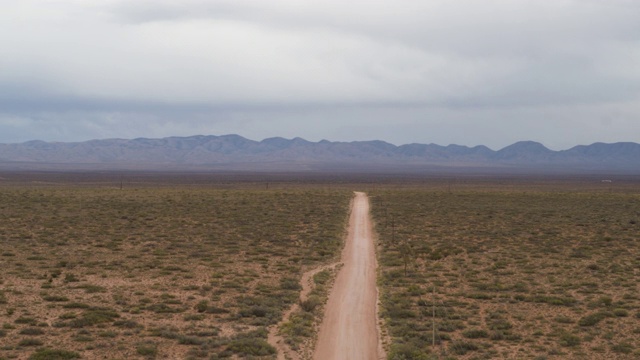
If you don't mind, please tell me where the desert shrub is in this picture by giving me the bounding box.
[186,348,209,358]
[280,311,314,345]
[438,320,465,332]
[136,342,158,358]
[487,318,512,331]
[15,316,37,325]
[183,314,205,321]
[300,295,322,313]
[145,303,184,313]
[554,316,574,324]
[42,295,69,302]
[63,274,79,283]
[76,284,106,293]
[314,270,331,285]
[226,338,275,356]
[613,308,629,317]
[559,332,581,347]
[149,327,180,339]
[62,302,90,309]
[28,349,80,360]
[19,338,44,347]
[69,308,119,328]
[98,330,118,338]
[235,296,284,325]
[527,295,576,307]
[597,296,613,307]
[58,312,77,320]
[195,300,208,313]
[578,312,608,327]
[205,306,229,314]
[463,329,489,339]
[239,306,269,318]
[19,328,45,336]
[113,319,142,329]
[178,335,205,345]
[72,333,93,342]
[280,277,301,291]
[611,343,634,354]
[449,340,478,355]
[388,343,431,360]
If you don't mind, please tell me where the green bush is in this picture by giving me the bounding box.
[177,335,205,345]
[113,319,142,329]
[388,343,431,360]
[449,340,478,355]
[578,312,608,327]
[463,328,489,339]
[195,300,208,313]
[69,308,119,328]
[559,332,581,347]
[136,342,158,357]
[611,343,633,354]
[19,328,45,336]
[280,311,314,340]
[613,308,629,317]
[19,338,44,347]
[300,296,322,313]
[15,316,37,325]
[280,277,301,291]
[226,338,276,356]
[28,349,80,360]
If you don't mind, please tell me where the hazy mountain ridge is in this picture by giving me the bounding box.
[0,135,638,172]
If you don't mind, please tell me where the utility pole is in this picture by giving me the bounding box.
[432,285,436,349]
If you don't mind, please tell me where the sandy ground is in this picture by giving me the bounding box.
[313,192,383,360]
[268,262,340,360]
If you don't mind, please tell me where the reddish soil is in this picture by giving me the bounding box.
[313,192,383,360]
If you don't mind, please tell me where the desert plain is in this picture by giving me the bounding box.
[0,172,638,359]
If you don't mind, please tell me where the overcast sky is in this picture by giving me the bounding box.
[1,0,639,150]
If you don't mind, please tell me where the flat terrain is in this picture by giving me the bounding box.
[0,179,352,359]
[314,192,382,360]
[1,172,639,359]
[371,184,640,359]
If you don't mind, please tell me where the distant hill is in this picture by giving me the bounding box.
[0,135,638,173]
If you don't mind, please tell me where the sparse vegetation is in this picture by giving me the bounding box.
[371,182,640,359]
[0,176,351,359]
[2,172,638,359]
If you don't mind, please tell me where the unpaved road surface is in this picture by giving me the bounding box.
[314,192,382,360]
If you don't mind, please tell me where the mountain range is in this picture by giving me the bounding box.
[0,135,638,173]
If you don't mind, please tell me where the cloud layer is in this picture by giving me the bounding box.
[1,0,639,149]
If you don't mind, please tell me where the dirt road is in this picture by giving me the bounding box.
[313,192,383,360]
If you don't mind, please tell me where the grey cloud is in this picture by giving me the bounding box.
[0,0,639,147]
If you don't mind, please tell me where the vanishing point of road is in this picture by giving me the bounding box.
[313,192,383,359]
